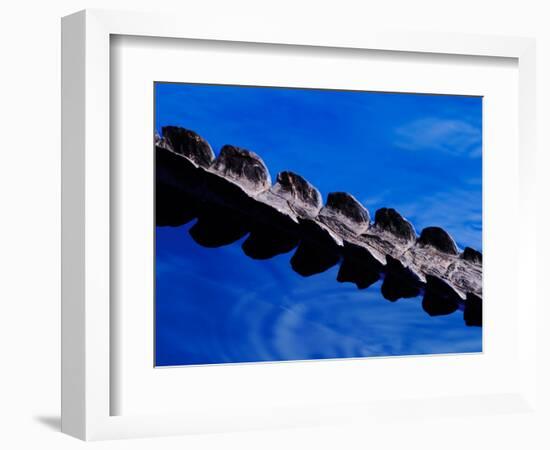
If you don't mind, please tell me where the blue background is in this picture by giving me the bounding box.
[155,83,482,366]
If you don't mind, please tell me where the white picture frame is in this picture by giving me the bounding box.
[61,9,537,441]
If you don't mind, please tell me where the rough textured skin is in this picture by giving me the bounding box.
[326,192,370,224]
[462,246,482,264]
[319,192,370,236]
[270,171,323,218]
[374,208,416,242]
[211,145,271,194]
[155,126,483,326]
[418,226,459,255]
[161,126,215,168]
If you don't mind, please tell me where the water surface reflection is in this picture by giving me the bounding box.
[155,224,482,366]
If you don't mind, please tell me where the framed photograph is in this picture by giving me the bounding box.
[61,9,537,440]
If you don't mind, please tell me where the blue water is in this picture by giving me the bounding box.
[154,83,483,366]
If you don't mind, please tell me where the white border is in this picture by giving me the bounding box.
[61,9,537,441]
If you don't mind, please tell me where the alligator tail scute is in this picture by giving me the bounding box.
[155,127,483,327]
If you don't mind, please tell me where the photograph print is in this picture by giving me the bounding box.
[154,82,483,367]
